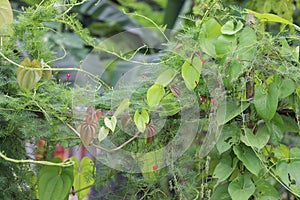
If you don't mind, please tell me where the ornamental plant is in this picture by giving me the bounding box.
[0,0,300,200]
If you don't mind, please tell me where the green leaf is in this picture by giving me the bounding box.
[253,179,279,200]
[155,68,177,87]
[221,20,243,35]
[254,83,279,121]
[104,116,117,132]
[74,157,95,200]
[159,93,180,117]
[216,100,250,125]
[147,83,165,107]
[241,125,270,149]
[98,126,110,142]
[213,155,238,183]
[216,124,241,154]
[199,18,222,57]
[267,113,285,145]
[238,26,257,61]
[274,144,290,162]
[215,35,237,57]
[114,98,130,117]
[223,61,244,88]
[38,163,73,200]
[228,173,255,200]
[134,108,149,132]
[233,145,261,176]
[0,0,13,29]
[211,183,231,200]
[181,60,200,91]
[281,115,299,133]
[278,78,295,98]
[276,160,300,195]
[246,9,293,25]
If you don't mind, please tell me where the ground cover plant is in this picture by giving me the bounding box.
[0,0,300,199]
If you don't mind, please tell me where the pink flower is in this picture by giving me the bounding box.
[210,99,215,104]
[201,59,206,64]
[152,165,158,171]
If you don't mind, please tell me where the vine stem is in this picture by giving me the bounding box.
[0,51,112,91]
[0,151,74,167]
[197,0,219,28]
[66,123,140,153]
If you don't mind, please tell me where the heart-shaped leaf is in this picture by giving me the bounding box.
[216,123,241,154]
[233,145,261,176]
[134,108,149,132]
[73,157,95,200]
[147,83,165,107]
[159,93,180,117]
[155,68,177,87]
[241,125,270,149]
[228,173,255,200]
[254,83,279,121]
[276,160,300,195]
[104,116,117,132]
[213,155,238,183]
[221,20,243,35]
[0,0,13,29]
[181,59,200,91]
[98,126,110,142]
[278,78,295,98]
[38,160,73,200]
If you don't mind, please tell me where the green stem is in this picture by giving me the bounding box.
[0,151,74,167]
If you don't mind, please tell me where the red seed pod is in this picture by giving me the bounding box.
[54,143,65,161]
[146,123,155,143]
[66,73,71,81]
[170,83,180,98]
[35,139,46,161]
[200,96,206,103]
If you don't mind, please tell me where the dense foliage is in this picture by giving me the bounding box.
[0,0,300,200]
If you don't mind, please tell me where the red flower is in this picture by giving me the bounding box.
[152,165,158,171]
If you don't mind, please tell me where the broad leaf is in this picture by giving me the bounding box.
[228,173,255,200]
[147,83,165,107]
[155,68,177,87]
[221,20,243,35]
[278,78,295,98]
[238,26,257,61]
[134,108,149,132]
[213,155,238,183]
[216,124,241,154]
[181,60,200,91]
[211,183,231,200]
[223,61,244,88]
[254,83,278,121]
[215,35,237,57]
[0,0,13,29]
[199,18,222,57]
[241,125,270,149]
[98,126,110,142]
[216,100,250,125]
[104,116,117,132]
[276,160,300,195]
[246,9,293,25]
[253,179,279,200]
[159,93,180,117]
[38,161,74,200]
[73,157,95,200]
[114,98,130,117]
[233,145,261,176]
